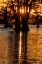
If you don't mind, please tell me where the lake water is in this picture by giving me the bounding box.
[0,25,42,64]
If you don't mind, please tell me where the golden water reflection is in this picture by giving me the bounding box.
[27,26,42,64]
[0,26,42,64]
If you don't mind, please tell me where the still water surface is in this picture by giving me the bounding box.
[0,25,42,64]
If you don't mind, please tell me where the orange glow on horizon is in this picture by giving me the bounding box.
[20,7,24,14]
[22,8,24,13]
[20,8,21,13]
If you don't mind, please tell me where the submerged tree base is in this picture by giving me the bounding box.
[14,27,30,32]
